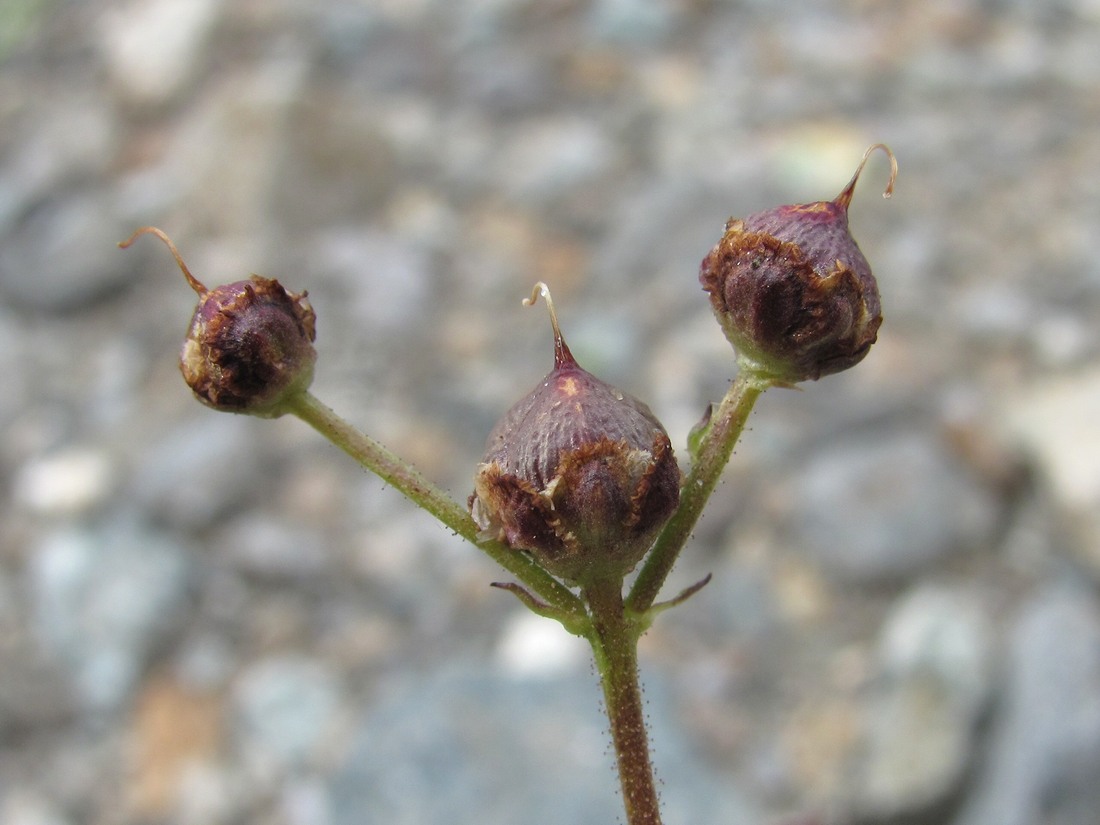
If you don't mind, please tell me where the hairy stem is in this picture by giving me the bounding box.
[284,391,583,617]
[628,371,769,613]
[584,577,662,825]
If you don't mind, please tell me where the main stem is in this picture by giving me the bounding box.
[584,577,662,825]
[284,391,582,617]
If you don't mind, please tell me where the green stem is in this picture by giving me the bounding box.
[584,577,662,825]
[627,370,769,613]
[284,391,583,618]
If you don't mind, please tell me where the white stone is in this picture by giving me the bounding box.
[99,0,220,105]
[999,368,1100,509]
[495,609,588,679]
[15,447,116,516]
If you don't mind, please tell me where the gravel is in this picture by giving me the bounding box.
[2,2,1099,823]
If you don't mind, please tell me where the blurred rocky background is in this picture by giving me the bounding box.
[2,1,1099,823]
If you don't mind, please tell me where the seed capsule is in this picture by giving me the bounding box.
[470,284,681,586]
[120,227,317,417]
[700,144,897,383]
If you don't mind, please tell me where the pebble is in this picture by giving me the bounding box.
[780,429,1000,584]
[267,95,400,232]
[999,368,1100,509]
[127,414,264,530]
[493,116,617,202]
[171,632,238,693]
[0,792,73,825]
[493,609,589,679]
[851,583,994,819]
[327,660,762,825]
[307,228,433,336]
[0,93,116,226]
[0,186,146,312]
[27,520,194,713]
[955,585,1100,825]
[98,0,220,106]
[0,625,76,733]
[13,446,117,517]
[585,0,679,44]
[997,367,1100,573]
[0,311,23,426]
[126,672,222,819]
[231,654,343,770]
[5,2,1100,824]
[216,514,331,583]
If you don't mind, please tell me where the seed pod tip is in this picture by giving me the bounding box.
[119,226,208,296]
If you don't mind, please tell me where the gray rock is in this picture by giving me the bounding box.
[1,2,1095,824]
[955,585,1100,825]
[307,228,433,336]
[27,520,194,713]
[585,0,679,44]
[97,0,221,106]
[494,116,617,203]
[231,654,343,770]
[0,187,147,312]
[0,633,77,733]
[851,584,994,819]
[0,309,23,426]
[782,430,1000,583]
[127,414,263,530]
[0,569,77,732]
[172,631,238,693]
[268,94,399,231]
[877,584,994,710]
[0,792,74,825]
[328,660,761,825]
[996,367,1100,575]
[0,93,116,230]
[217,515,330,583]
